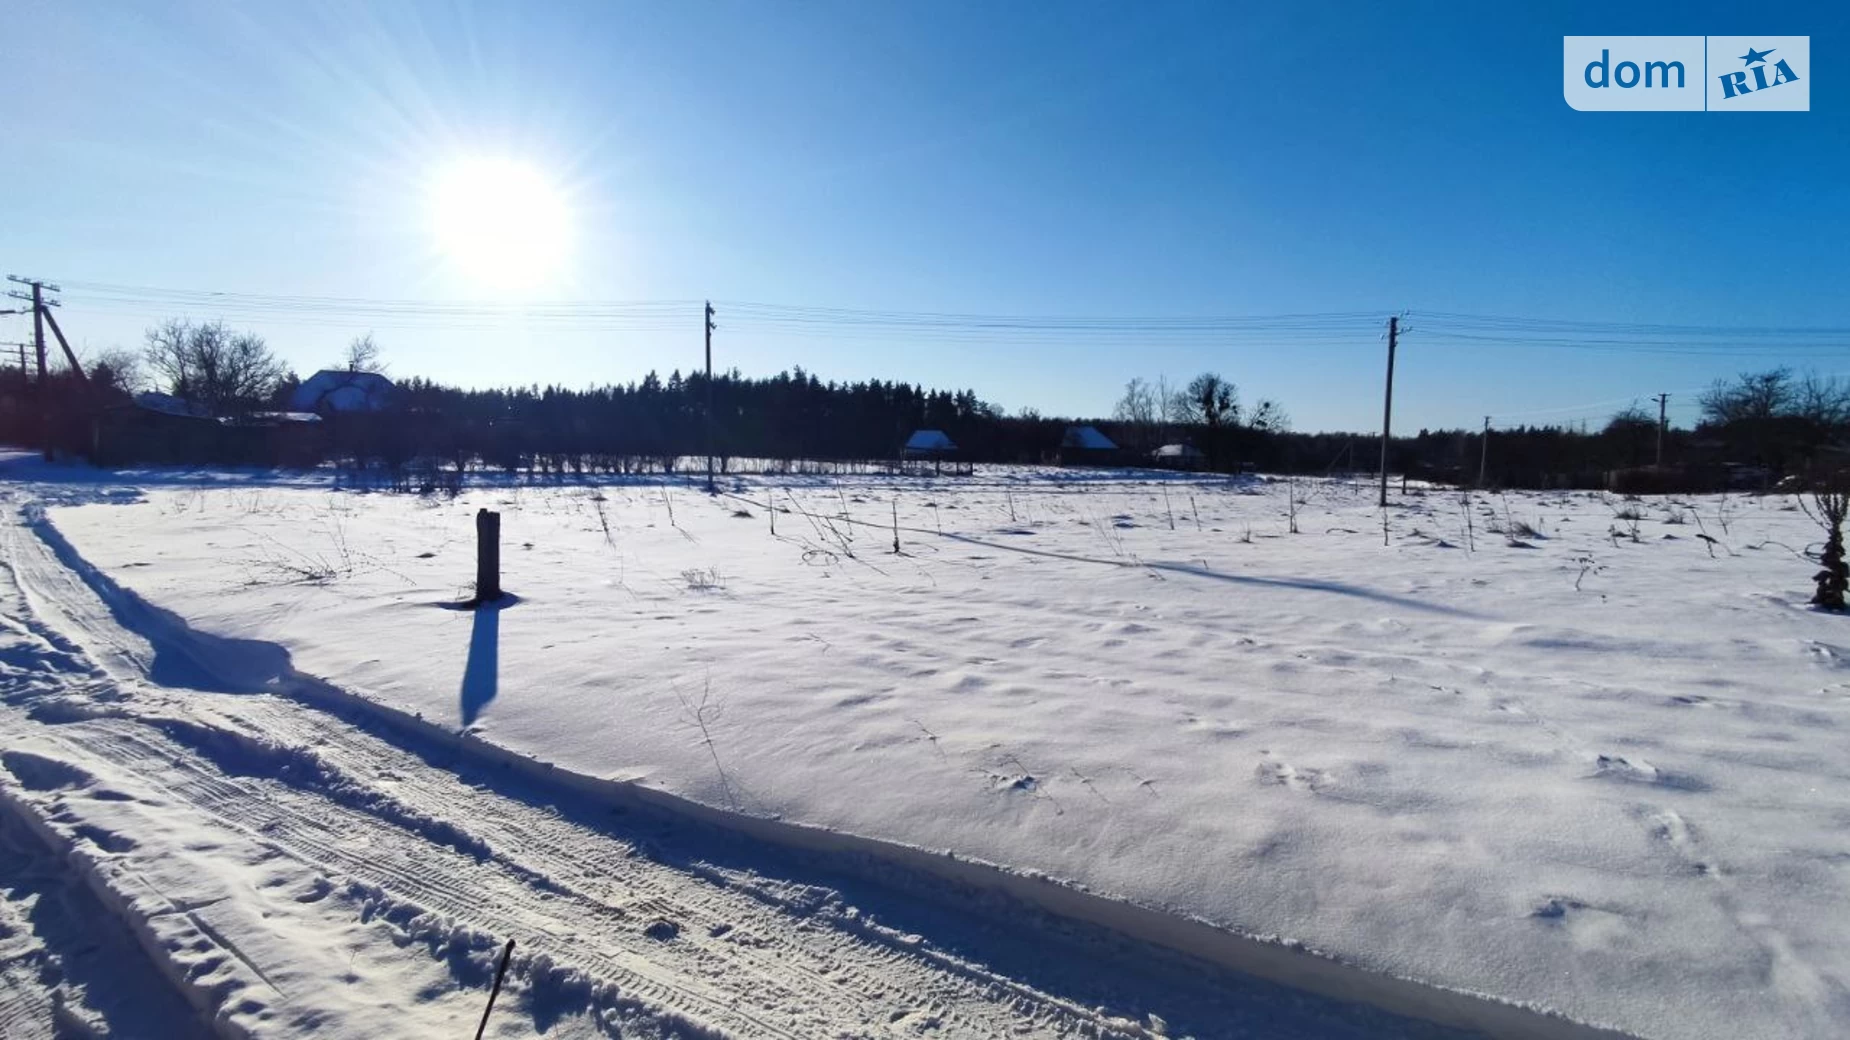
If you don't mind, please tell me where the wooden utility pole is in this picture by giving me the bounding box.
[6,277,70,461]
[1478,416,1490,487]
[4,278,81,380]
[1653,393,1669,467]
[31,283,45,382]
[1377,315,1398,508]
[704,301,716,493]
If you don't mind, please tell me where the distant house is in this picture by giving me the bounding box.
[290,370,399,415]
[1058,424,1119,465]
[902,429,957,458]
[901,428,965,475]
[1150,442,1207,471]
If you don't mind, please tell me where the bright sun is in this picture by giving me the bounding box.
[427,157,572,291]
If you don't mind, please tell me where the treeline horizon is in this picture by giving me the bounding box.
[6,318,1850,489]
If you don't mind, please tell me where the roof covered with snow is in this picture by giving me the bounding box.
[133,392,213,419]
[223,411,323,426]
[289,370,398,414]
[1061,425,1117,451]
[903,429,957,452]
[1152,442,1205,458]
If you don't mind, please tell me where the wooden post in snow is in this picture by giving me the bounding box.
[475,509,502,604]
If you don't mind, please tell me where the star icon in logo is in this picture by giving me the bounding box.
[1740,46,1776,66]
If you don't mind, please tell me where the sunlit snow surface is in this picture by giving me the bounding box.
[30,461,1850,1038]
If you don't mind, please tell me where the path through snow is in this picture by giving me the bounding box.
[0,479,1487,1038]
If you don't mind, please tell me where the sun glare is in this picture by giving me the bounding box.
[427,157,572,291]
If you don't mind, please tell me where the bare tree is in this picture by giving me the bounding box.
[1249,398,1290,433]
[1701,368,1793,425]
[1113,377,1158,447]
[342,332,385,373]
[1156,374,1189,429]
[1604,402,1654,432]
[1113,377,1155,424]
[143,319,287,414]
[1795,371,1850,429]
[84,347,146,393]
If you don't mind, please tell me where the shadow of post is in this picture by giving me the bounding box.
[460,602,501,727]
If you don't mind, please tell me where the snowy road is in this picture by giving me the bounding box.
[0,487,1491,1038]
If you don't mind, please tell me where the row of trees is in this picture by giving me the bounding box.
[102,320,1302,470]
[9,315,1846,488]
[387,367,1013,470]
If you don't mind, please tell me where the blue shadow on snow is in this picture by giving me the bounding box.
[454,595,519,727]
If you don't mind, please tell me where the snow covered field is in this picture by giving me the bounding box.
[6,455,1850,1038]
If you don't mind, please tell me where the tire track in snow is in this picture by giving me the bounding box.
[0,494,1486,1039]
[35,711,1149,1039]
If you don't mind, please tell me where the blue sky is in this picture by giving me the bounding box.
[3,1,1846,432]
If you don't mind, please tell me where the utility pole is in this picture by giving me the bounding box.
[704,301,716,493]
[5,277,81,381]
[5,278,87,462]
[30,283,45,382]
[1478,416,1490,487]
[0,307,26,379]
[1377,314,1398,508]
[1653,393,1669,467]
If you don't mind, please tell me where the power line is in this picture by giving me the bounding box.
[1417,310,1850,337]
[1418,331,1848,358]
[37,279,1850,358]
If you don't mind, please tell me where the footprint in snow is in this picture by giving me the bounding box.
[1590,754,1709,792]
[1635,808,1718,876]
[1645,808,1691,846]
[1528,896,1634,945]
[1255,755,1327,792]
[1806,640,1850,667]
[1592,754,1658,782]
[982,771,1038,794]
[1530,896,1588,919]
